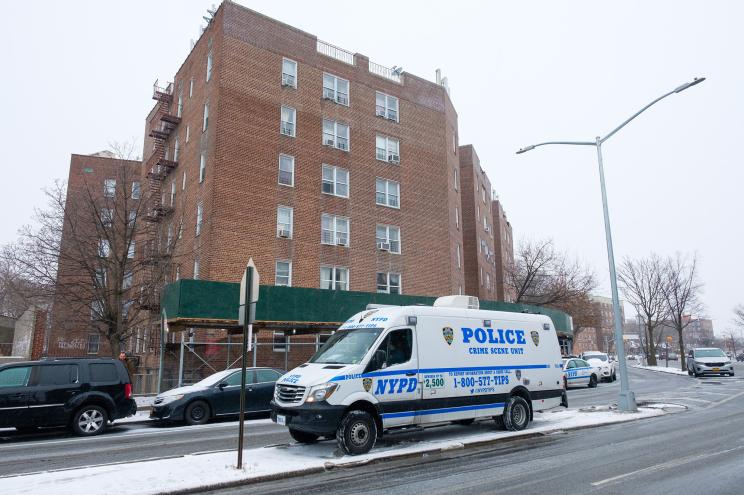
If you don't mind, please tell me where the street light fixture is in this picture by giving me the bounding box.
[516,77,705,412]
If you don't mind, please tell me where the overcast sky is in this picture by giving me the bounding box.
[2,1,741,335]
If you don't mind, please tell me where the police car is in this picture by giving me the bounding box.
[562,357,598,388]
[271,295,567,455]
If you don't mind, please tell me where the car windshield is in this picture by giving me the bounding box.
[309,328,384,364]
[585,354,607,361]
[191,369,236,388]
[694,349,726,358]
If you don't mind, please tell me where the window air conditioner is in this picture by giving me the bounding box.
[337,237,348,246]
[377,242,390,251]
[389,154,400,164]
[325,139,335,146]
[278,229,291,238]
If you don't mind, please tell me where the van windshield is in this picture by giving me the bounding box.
[309,328,383,365]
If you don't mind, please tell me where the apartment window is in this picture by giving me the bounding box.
[482,186,487,204]
[100,208,113,227]
[90,300,103,321]
[199,151,206,183]
[282,58,297,88]
[193,257,200,280]
[375,225,401,254]
[177,81,183,117]
[182,171,187,190]
[322,73,349,105]
[320,266,349,291]
[375,135,400,164]
[480,238,487,253]
[131,182,141,200]
[170,180,176,206]
[128,210,137,228]
[275,260,292,287]
[453,168,459,190]
[455,206,460,229]
[123,270,133,290]
[375,178,400,208]
[322,119,349,150]
[175,265,180,281]
[486,272,491,290]
[94,267,106,288]
[377,272,401,294]
[321,164,349,197]
[127,241,135,259]
[273,331,288,352]
[277,206,293,238]
[206,47,213,82]
[375,92,399,122]
[174,137,180,161]
[178,217,183,239]
[278,154,295,186]
[280,106,296,137]
[456,244,462,269]
[104,179,116,198]
[185,125,190,143]
[196,202,203,236]
[203,103,209,132]
[98,239,110,258]
[483,216,488,231]
[321,214,349,247]
[189,78,194,98]
[87,334,100,355]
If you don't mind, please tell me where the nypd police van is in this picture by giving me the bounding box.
[270,295,567,455]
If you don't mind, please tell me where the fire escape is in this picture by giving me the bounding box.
[139,80,180,312]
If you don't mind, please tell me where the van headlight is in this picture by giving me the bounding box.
[305,383,338,403]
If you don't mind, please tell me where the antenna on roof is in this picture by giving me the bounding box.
[392,66,403,76]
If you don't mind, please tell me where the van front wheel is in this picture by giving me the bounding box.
[502,396,530,431]
[337,410,377,455]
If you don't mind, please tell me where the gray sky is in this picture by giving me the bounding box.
[2,1,741,335]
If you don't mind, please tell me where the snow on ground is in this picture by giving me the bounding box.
[634,365,689,376]
[0,406,666,495]
[114,410,152,424]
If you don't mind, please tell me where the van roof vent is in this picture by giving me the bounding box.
[433,295,479,310]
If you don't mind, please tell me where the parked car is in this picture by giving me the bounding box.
[686,348,735,377]
[150,367,284,425]
[0,357,136,436]
[562,358,598,388]
[580,351,617,382]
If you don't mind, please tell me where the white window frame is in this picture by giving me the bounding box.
[278,154,295,187]
[322,119,349,151]
[375,135,400,164]
[189,78,194,98]
[455,206,459,229]
[456,244,462,269]
[193,256,200,280]
[206,47,213,82]
[170,180,176,206]
[127,241,135,259]
[131,181,141,200]
[177,81,183,118]
[273,331,288,352]
[280,106,296,137]
[100,208,113,227]
[199,151,206,183]
[322,73,349,106]
[277,206,293,238]
[321,213,349,247]
[376,272,401,295]
[321,164,349,198]
[174,136,180,162]
[128,210,137,228]
[203,103,209,132]
[453,168,459,191]
[282,58,297,88]
[375,178,400,209]
[104,179,116,198]
[185,125,190,143]
[87,334,100,354]
[275,260,292,287]
[196,202,203,236]
[98,239,110,258]
[375,224,401,254]
[320,266,349,291]
[375,91,399,122]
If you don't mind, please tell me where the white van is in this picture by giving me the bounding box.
[270,295,567,455]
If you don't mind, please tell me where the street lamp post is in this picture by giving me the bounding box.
[517,77,705,412]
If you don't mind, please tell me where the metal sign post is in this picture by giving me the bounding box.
[237,258,259,469]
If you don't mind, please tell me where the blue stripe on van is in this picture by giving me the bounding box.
[330,364,550,382]
[381,402,506,419]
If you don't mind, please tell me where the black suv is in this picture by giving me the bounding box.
[0,358,136,436]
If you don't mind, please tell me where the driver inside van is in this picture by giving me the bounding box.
[386,331,411,367]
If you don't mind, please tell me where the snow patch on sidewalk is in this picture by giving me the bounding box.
[635,365,689,376]
[0,406,666,495]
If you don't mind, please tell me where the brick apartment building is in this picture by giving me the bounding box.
[50,2,517,385]
[492,198,514,302]
[573,295,625,355]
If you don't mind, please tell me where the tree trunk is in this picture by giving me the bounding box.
[107,332,121,357]
[677,326,686,371]
[646,322,657,366]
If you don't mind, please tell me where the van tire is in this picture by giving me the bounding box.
[336,410,377,455]
[502,396,530,431]
[588,375,598,388]
[289,428,319,444]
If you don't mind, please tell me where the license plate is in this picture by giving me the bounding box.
[712,368,720,372]
[276,414,286,426]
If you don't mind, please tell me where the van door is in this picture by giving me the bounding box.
[364,327,420,428]
[0,366,32,428]
[28,364,81,425]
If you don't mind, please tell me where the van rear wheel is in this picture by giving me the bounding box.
[502,396,530,432]
[336,410,377,455]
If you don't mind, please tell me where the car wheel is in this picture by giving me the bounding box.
[454,418,475,426]
[502,396,530,431]
[612,372,617,382]
[72,405,108,436]
[184,400,210,425]
[336,410,377,455]
[289,428,319,444]
[494,414,507,430]
[688,369,693,376]
[588,375,598,388]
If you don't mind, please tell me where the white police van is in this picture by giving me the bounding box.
[270,295,567,455]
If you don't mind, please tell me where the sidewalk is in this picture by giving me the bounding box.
[0,405,672,495]
[633,364,688,376]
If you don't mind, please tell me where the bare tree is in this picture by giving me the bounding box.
[1,144,181,357]
[661,253,704,371]
[734,304,744,331]
[505,238,597,307]
[618,254,669,366]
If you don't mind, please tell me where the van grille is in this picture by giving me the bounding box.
[275,384,306,404]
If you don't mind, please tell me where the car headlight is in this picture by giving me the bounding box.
[305,383,338,403]
[157,394,184,405]
[723,361,732,366]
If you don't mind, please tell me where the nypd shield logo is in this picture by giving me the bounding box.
[531,330,540,346]
[363,378,373,392]
[442,327,454,346]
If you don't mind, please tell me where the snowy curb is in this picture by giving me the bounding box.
[634,365,689,376]
[0,407,669,495]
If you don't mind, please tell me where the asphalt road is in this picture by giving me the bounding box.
[0,363,742,484]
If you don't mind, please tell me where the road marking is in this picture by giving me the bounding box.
[591,445,744,486]
[706,389,744,408]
